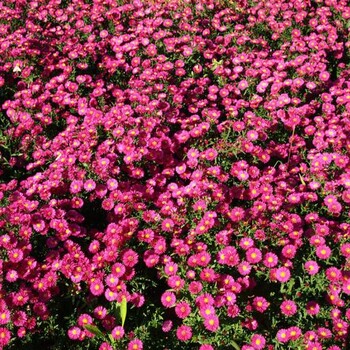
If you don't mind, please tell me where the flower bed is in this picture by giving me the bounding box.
[0,0,350,349]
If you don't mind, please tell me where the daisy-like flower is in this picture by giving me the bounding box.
[127,339,143,350]
[94,306,107,320]
[199,305,216,319]
[175,301,191,319]
[199,345,214,350]
[238,261,252,276]
[84,179,96,192]
[280,300,297,316]
[0,310,10,325]
[78,314,92,327]
[252,297,270,312]
[246,247,262,264]
[276,328,290,343]
[0,328,11,347]
[306,301,320,315]
[203,315,219,332]
[161,291,176,308]
[275,267,291,283]
[90,279,104,296]
[288,326,302,341]
[111,326,124,340]
[68,327,81,340]
[263,252,278,268]
[315,245,331,260]
[304,260,320,275]
[251,334,266,350]
[176,325,192,341]
[217,246,240,266]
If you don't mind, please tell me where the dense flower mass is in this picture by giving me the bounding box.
[0,0,350,349]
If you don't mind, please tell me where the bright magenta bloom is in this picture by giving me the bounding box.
[176,325,192,341]
[275,267,291,283]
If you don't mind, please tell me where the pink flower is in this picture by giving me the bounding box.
[106,178,118,191]
[275,267,291,283]
[319,71,330,81]
[280,300,297,316]
[111,326,124,340]
[68,327,81,340]
[276,328,290,343]
[90,279,104,296]
[0,327,11,347]
[288,326,302,340]
[251,334,266,349]
[161,291,176,308]
[127,339,143,350]
[246,248,262,264]
[175,301,191,319]
[203,315,219,332]
[162,320,173,332]
[70,180,83,194]
[199,345,214,350]
[263,252,278,268]
[122,249,138,267]
[252,297,270,312]
[217,246,240,266]
[176,325,192,341]
[315,245,331,260]
[0,310,10,325]
[78,314,92,327]
[246,130,259,141]
[84,179,96,192]
[326,267,341,282]
[99,342,113,350]
[237,261,252,276]
[304,260,320,275]
[306,301,320,315]
[199,305,216,319]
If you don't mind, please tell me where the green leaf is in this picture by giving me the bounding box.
[83,324,105,339]
[120,297,127,327]
[108,333,115,345]
[231,340,240,350]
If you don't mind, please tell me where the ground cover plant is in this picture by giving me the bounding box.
[0,0,350,349]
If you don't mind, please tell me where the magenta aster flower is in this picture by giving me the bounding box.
[0,310,10,325]
[246,247,262,264]
[237,261,252,276]
[275,267,291,283]
[175,301,191,319]
[68,327,81,340]
[252,296,270,312]
[263,252,278,268]
[280,300,297,316]
[304,260,320,275]
[90,279,104,296]
[162,320,173,332]
[306,301,320,316]
[0,328,11,347]
[315,245,331,260]
[176,325,192,341]
[84,179,96,192]
[161,291,176,308]
[127,339,143,350]
[276,328,289,343]
[199,345,214,350]
[203,315,219,332]
[251,334,266,349]
[111,326,124,340]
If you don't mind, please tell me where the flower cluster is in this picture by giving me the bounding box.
[0,0,350,349]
